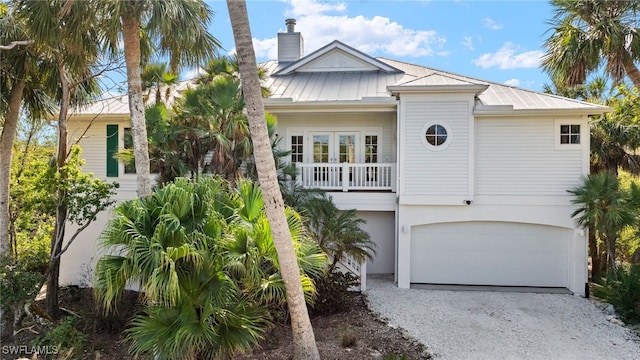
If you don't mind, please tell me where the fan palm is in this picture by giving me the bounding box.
[95,177,270,358]
[569,172,640,277]
[303,196,376,271]
[542,0,640,89]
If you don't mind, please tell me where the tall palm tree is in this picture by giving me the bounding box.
[226,1,321,358]
[542,0,640,89]
[141,63,179,106]
[100,0,220,197]
[0,2,55,257]
[16,0,104,318]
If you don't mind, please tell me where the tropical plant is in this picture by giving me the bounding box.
[0,2,55,258]
[593,264,640,324]
[141,62,179,106]
[227,1,321,357]
[569,172,640,277]
[542,0,640,89]
[100,0,220,198]
[304,196,375,271]
[94,176,326,358]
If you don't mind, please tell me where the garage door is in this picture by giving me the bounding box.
[410,221,570,288]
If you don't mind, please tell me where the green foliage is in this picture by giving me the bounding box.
[0,255,43,314]
[94,176,327,358]
[32,316,86,358]
[310,269,360,316]
[10,139,55,271]
[303,195,376,268]
[594,265,640,324]
[569,172,640,273]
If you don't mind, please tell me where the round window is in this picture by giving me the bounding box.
[421,122,452,151]
[425,124,447,146]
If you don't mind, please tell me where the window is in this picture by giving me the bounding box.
[291,135,303,163]
[421,122,452,151]
[425,125,447,146]
[560,124,580,144]
[365,135,378,163]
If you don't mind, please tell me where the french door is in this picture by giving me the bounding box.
[309,132,359,186]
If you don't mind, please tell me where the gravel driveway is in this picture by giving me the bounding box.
[365,276,640,360]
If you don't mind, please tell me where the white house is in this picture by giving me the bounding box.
[61,19,608,296]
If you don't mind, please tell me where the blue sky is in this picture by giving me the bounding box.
[200,0,556,91]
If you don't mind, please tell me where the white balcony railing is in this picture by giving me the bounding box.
[295,162,396,192]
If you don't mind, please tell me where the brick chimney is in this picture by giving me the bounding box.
[278,19,303,64]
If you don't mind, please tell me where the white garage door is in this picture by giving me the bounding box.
[410,221,570,288]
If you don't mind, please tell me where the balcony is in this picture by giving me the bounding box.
[295,163,396,192]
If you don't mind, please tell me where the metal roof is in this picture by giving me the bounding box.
[74,42,608,116]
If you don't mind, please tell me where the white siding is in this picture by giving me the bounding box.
[476,118,585,195]
[403,100,469,195]
[67,117,138,192]
[275,112,396,163]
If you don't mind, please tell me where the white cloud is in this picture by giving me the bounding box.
[461,36,474,51]
[252,0,446,60]
[473,42,543,69]
[482,17,503,30]
[503,78,520,87]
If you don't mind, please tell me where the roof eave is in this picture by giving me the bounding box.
[474,105,612,117]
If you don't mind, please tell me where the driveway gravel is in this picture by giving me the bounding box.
[365,276,640,360]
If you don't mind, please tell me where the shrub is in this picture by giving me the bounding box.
[0,255,44,336]
[32,316,86,358]
[594,264,640,324]
[311,269,360,315]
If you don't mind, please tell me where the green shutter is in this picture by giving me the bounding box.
[106,125,119,177]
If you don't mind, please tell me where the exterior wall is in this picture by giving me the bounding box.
[398,93,475,204]
[59,190,137,286]
[356,211,395,274]
[476,116,589,195]
[67,116,138,192]
[273,111,396,164]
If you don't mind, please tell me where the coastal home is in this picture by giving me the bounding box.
[61,19,608,296]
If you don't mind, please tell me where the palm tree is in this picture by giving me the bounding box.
[226,1,321,358]
[14,0,104,318]
[303,196,375,271]
[95,177,271,359]
[569,172,640,277]
[0,2,55,257]
[218,179,327,307]
[542,0,640,89]
[141,63,178,106]
[100,0,220,198]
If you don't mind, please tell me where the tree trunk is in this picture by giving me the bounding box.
[622,53,640,90]
[226,2,320,359]
[46,62,72,320]
[122,16,153,198]
[588,224,603,281]
[0,80,26,257]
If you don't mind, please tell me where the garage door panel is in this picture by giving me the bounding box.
[410,222,570,288]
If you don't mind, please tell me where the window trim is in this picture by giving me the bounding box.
[554,119,583,150]
[421,121,452,151]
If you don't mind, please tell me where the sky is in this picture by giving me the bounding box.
[199,0,557,92]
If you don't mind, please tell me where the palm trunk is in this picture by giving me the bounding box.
[226,2,320,359]
[588,224,603,281]
[122,16,153,198]
[622,54,640,90]
[0,79,25,257]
